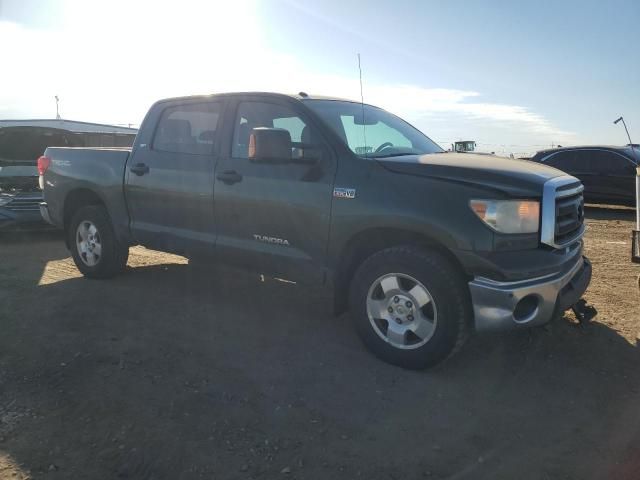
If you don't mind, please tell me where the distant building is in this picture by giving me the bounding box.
[0,119,137,148]
[0,119,138,229]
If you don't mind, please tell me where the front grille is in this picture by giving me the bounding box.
[555,189,584,245]
[5,194,43,212]
[541,177,585,249]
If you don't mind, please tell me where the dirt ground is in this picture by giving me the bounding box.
[1,207,639,480]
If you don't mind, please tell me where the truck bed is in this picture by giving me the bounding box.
[42,147,133,239]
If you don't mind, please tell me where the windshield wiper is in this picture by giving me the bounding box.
[372,152,419,158]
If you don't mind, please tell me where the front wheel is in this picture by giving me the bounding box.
[349,246,471,369]
[68,205,129,279]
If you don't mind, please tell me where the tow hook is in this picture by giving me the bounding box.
[571,299,597,324]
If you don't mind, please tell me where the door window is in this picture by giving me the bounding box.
[231,102,318,159]
[589,151,634,175]
[153,102,222,155]
[273,116,306,142]
[545,151,583,173]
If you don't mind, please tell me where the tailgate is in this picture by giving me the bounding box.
[45,147,131,176]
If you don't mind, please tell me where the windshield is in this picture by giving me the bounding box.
[304,100,443,158]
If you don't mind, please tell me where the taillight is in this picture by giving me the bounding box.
[37,155,51,175]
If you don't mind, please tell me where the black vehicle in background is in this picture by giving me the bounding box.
[0,125,137,230]
[530,145,638,206]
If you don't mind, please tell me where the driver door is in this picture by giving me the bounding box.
[213,97,337,284]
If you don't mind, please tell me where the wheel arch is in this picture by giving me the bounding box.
[63,188,107,248]
[332,227,471,315]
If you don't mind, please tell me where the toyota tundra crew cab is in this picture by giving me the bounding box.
[39,92,592,368]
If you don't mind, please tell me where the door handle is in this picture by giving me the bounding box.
[216,170,243,185]
[130,163,150,176]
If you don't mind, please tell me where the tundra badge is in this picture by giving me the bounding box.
[333,187,356,199]
[253,234,290,246]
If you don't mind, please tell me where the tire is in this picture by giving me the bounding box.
[348,246,471,369]
[68,205,129,279]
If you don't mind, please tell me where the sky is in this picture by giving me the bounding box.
[0,0,638,156]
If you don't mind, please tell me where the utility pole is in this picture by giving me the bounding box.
[614,116,638,164]
[614,116,640,267]
[55,95,61,120]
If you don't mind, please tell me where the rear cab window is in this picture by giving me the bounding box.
[153,102,222,155]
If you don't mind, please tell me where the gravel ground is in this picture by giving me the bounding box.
[0,206,639,480]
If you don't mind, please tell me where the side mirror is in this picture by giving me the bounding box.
[291,145,322,164]
[248,128,291,163]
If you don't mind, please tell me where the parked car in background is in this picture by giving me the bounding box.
[0,121,137,230]
[0,126,81,229]
[530,145,638,206]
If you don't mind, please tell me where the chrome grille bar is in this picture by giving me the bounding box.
[541,176,585,249]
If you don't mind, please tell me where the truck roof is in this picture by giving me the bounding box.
[533,144,638,161]
[155,92,360,105]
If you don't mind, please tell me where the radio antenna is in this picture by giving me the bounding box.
[357,53,368,157]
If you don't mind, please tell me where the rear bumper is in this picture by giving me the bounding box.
[0,206,46,230]
[0,190,47,230]
[39,202,54,225]
[469,256,592,331]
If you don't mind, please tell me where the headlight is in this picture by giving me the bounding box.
[470,199,540,234]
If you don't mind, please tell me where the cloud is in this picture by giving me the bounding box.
[248,77,575,144]
[0,0,574,150]
[331,83,574,140]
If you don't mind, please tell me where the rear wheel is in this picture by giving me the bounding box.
[68,205,128,279]
[349,246,471,369]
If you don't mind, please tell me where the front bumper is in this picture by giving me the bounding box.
[469,256,592,331]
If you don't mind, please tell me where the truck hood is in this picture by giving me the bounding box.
[378,152,565,197]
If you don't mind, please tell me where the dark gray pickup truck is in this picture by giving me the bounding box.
[40,92,591,368]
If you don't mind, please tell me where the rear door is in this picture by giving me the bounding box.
[125,99,224,255]
[213,96,337,284]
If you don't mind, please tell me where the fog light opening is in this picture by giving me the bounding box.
[513,295,539,322]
